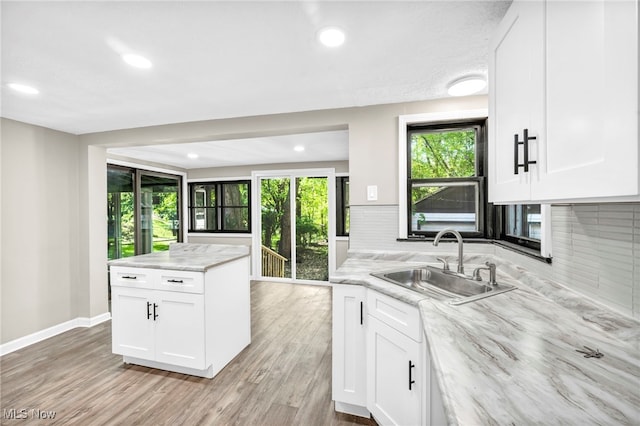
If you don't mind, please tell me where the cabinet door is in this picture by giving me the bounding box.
[111,287,154,359]
[154,290,205,370]
[332,285,367,411]
[534,0,638,200]
[367,316,422,426]
[488,0,544,203]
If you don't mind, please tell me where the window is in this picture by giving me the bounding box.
[188,180,251,233]
[336,176,349,236]
[501,204,543,252]
[407,121,486,237]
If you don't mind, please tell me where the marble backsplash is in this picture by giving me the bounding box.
[349,203,640,320]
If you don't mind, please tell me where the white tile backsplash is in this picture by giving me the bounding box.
[349,203,640,320]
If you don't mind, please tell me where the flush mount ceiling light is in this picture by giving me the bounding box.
[187,153,199,159]
[122,53,152,69]
[447,76,487,97]
[317,27,345,47]
[294,145,305,152]
[7,83,39,95]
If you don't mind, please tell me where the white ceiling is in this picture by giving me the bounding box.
[108,129,349,169]
[1,0,511,168]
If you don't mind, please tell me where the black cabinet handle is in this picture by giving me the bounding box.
[167,279,183,284]
[360,301,363,325]
[153,303,159,321]
[146,302,152,320]
[409,361,416,390]
[514,128,537,174]
[122,275,137,280]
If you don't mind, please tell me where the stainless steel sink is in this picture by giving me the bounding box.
[371,266,515,305]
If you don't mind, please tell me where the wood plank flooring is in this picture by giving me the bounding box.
[1,281,376,425]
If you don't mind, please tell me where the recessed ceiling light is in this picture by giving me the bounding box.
[122,53,152,69]
[8,83,39,95]
[294,145,305,152]
[447,76,487,97]
[318,27,345,48]
[187,153,199,159]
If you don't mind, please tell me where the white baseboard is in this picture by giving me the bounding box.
[0,312,111,356]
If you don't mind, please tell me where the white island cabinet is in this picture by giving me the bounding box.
[109,244,251,379]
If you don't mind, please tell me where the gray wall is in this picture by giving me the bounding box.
[1,118,108,344]
[7,93,635,345]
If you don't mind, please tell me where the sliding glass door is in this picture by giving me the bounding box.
[107,165,182,260]
[139,172,181,253]
[258,171,332,282]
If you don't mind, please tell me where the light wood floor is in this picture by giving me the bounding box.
[1,281,376,425]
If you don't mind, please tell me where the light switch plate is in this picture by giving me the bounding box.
[367,185,378,201]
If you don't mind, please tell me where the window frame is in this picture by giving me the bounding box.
[336,175,350,237]
[188,180,252,233]
[406,120,488,238]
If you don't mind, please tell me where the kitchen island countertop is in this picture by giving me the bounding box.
[107,243,250,272]
[331,250,640,425]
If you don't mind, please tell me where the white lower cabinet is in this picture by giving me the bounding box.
[332,284,369,417]
[367,290,425,426]
[111,286,205,369]
[332,286,445,425]
[367,315,423,426]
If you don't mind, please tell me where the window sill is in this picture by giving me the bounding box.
[396,237,552,263]
[187,232,252,238]
[492,240,552,264]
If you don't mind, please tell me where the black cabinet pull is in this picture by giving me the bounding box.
[514,128,537,174]
[409,361,416,390]
[146,302,152,320]
[360,301,363,325]
[153,303,159,321]
[122,275,137,280]
[167,279,183,284]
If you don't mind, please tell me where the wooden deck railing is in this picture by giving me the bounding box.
[261,245,288,278]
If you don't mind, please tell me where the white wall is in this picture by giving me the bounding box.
[1,119,98,344]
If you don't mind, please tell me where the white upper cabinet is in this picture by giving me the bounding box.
[489,0,639,204]
[489,0,545,203]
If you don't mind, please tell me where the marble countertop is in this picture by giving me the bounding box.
[331,250,640,425]
[107,243,250,272]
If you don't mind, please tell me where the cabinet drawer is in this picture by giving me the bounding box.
[367,290,422,342]
[158,270,204,294]
[110,267,156,290]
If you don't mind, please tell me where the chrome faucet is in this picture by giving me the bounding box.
[433,228,465,274]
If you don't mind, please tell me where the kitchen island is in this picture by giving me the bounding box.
[108,243,251,378]
[331,250,640,425]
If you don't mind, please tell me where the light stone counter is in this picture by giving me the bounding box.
[331,250,640,425]
[107,243,250,272]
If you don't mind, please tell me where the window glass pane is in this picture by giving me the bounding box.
[140,174,180,253]
[336,177,350,236]
[222,207,249,231]
[107,167,135,259]
[410,129,476,178]
[411,182,478,233]
[505,204,541,240]
[222,182,248,205]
